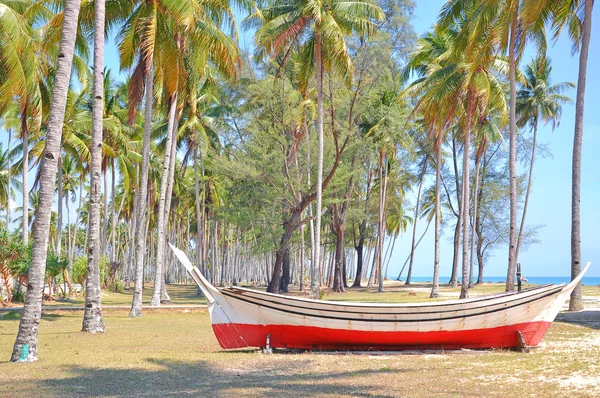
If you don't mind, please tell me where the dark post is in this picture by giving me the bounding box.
[516,263,522,292]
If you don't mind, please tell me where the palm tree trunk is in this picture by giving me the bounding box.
[468,154,481,289]
[449,137,461,287]
[516,121,538,261]
[82,0,106,333]
[570,0,593,312]
[194,146,203,272]
[161,110,178,301]
[460,98,475,300]
[11,0,82,362]
[103,169,109,259]
[378,155,389,292]
[56,155,63,255]
[397,218,432,281]
[21,115,29,246]
[110,158,116,263]
[406,160,427,285]
[430,137,442,298]
[130,57,154,318]
[151,93,177,307]
[506,6,519,292]
[312,35,324,296]
[6,129,11,230]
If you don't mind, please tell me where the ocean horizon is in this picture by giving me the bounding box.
[390,276,600,286]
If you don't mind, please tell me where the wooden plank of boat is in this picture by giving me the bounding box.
[168,244,591,351]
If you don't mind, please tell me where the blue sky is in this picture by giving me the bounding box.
[1,1,598,278]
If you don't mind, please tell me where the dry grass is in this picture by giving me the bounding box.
[1,282,599,397]
[28,283,207,307]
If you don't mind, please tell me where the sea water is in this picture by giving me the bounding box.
[392,276,600,286]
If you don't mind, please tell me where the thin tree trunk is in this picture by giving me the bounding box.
[312,35,324,296]
[397,218,432,281]
[449,137,461,287]
[151,93,177,307]
[406,160,427,285]
[383,233,398,281]
[6,130,11,230]
[378,155,388,292]
[82,0,106,333]
[102,167,109,260]
[506,6,519,292]
[459,97,475,300]
[570,0,593,312]
[56,156,63,255]
[161,108,178,301]
[194,146,203,271]
[21,115,29,246]
[431,137,442,298]
[11,0,82,362]
[110,158,116,263]
[468,154,481,289]
[516,121,538,262]
[129,57,154,318]
[352,222,366,287]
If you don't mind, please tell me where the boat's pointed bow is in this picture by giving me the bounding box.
[168,243,218,304]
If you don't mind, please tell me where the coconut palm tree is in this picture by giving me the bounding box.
[432,7,508,299]
[249,0,384,294]
[542,0,594,311]
[0,1,46,247]
[150,0,242,307]
[515,55,573,262]
[81,0,106,334]
[438,0,547,293]
[11,0,83,363]
[0,142,21,227]
[116,0,158,317]
[402,29,456,297]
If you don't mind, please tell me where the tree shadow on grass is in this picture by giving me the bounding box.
[0,311,67,322]
[40,358,407,397]
[556,310,600,330]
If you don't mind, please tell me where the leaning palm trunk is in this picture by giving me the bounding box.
[11,0,82,362]
[311,36,324,296]
[130,60,154,318]
[570,0,593,312]
[406,160,427,285]
[516,121,537,260]
[151,93,178,307]
[506,8,519,292]
[82,0,106,333]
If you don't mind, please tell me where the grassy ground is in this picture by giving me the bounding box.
[1,283,207,308]
[1,281,599,397]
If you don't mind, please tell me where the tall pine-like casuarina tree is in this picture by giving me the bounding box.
[82,0,106,333]
[11,0,83,362]
[248,0,384,294]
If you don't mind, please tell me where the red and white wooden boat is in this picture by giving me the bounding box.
[170,244,591,351]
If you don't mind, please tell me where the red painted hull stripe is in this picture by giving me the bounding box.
[211,321,552,350]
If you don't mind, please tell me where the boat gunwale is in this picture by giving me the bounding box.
[218,282,561,309]
[219,284,563,316]
[218,286,563,323]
